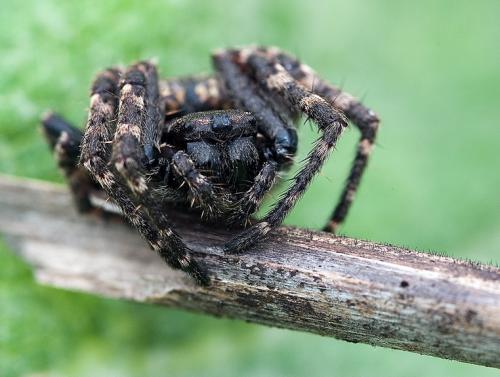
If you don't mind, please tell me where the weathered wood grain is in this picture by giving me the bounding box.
[0,174,499,368]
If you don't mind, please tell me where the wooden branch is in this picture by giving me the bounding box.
[1,174,499,368]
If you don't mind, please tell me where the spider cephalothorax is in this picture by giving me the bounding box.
[41,46,380,285]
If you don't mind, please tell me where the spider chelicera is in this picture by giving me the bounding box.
[41,46,379,285]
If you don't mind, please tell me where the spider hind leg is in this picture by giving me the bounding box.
[41,112,96,212]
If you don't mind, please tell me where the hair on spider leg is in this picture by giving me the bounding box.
[310,75,317,93]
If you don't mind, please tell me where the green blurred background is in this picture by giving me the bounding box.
[1,0,499,376]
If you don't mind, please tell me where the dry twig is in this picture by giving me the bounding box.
[0,174,499,368]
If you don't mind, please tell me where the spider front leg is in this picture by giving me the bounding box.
[214,50,347,253]
[80,65,209,285]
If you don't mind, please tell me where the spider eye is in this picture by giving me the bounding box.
[184,121,195,132]
[211,113,232,132]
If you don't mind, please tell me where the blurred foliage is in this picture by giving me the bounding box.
[1,0,499,376]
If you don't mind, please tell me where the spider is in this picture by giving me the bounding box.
[41,46,379,285]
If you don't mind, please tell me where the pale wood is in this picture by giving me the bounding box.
[0,174,499,368]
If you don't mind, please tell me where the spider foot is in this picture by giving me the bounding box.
[177,254,210,286]
[223,221,272,254]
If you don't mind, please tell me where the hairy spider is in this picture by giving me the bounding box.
[41,46,379,285]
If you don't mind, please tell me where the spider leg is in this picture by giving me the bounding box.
[214,50,347,253]
[80,66,208,285]
[259,47,380,233]
[41,112,82,172]
[212,52,298,163]
[41,112,96,212]
[111,62,158,193]
[302,74,379,233]
[111,62,178,242]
